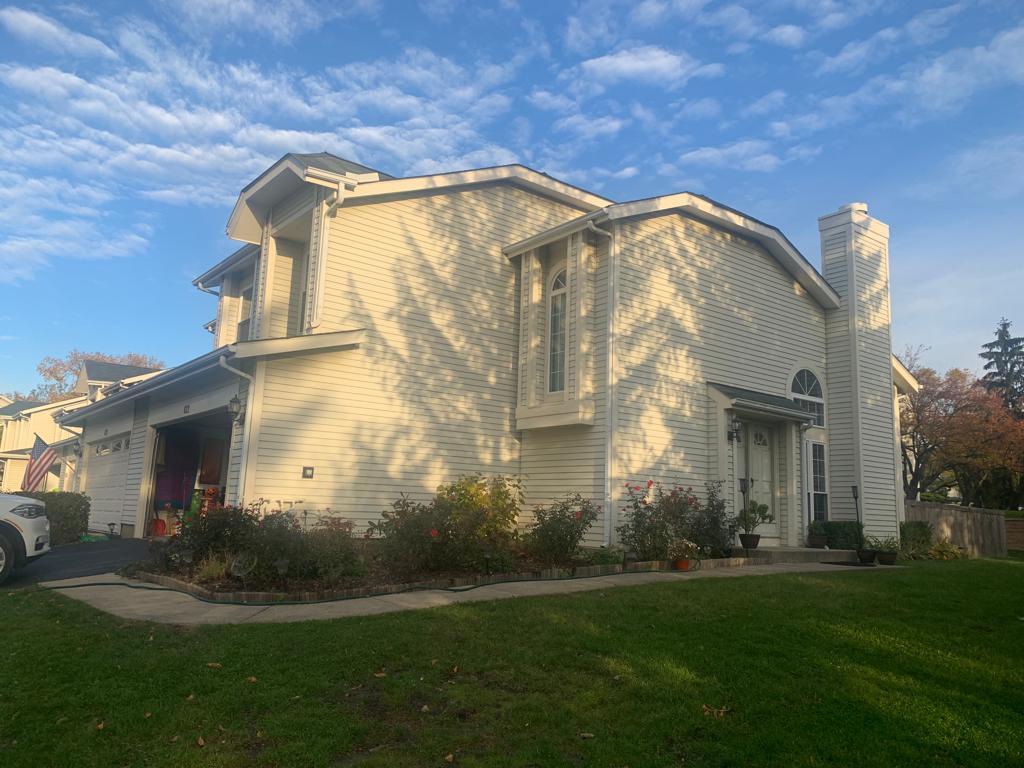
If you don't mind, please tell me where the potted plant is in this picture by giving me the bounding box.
[736,501,774,550]
[668,539,699,571]
[869,535,899,565]
[807,519,828,549]
[855,530,877,564]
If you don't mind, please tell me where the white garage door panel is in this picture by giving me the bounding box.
[85,437,130,532]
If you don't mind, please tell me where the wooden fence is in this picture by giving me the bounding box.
[1006,520,1024,551]
[904,501,1007,557]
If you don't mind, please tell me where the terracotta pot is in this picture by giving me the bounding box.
[877,551,898,565]
[807,533,828,549]
[856,548,877,564]
[739,533,761,550]
[673,559,691,571]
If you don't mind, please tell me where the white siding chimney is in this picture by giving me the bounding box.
[819,203,899,537]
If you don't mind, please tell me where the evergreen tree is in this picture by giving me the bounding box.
[980,318,1024,415]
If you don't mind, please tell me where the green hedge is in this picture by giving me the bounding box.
[820,520,864,550]
[20,492,90,545]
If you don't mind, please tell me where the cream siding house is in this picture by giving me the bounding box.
[60,153,915,546]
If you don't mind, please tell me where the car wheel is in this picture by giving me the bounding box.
[0,533,13,586]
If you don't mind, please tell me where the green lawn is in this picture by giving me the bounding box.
[3,561,1022,767]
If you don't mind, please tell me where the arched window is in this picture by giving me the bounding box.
[548,269,567,393]
[791,369,825,426]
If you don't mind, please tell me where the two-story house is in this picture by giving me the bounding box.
[60,152,917,544]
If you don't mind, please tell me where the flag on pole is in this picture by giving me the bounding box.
[22,435,57,492]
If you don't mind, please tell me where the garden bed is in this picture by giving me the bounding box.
[130,556,762,605]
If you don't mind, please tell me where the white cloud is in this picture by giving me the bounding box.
[554,113,627,140]
[785,0,885,32]
[698,4,759,40]
[579,45,722,86]
[678,97,721,119]
[160,0,379,43]
[817,3,963,75]
[742,89,786,116]
[763,24,806,48]
[527,88,576,112]
[678,139,782,172]
[593,165,640,179]
[951,134,1024,198]
[0,6,116,58]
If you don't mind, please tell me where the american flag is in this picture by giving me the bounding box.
[22,435,57,492]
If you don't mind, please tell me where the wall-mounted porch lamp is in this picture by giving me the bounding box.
[851,485,861,524]
[227,395,243,423]
[727,415,743,442]
[72,441,83,457]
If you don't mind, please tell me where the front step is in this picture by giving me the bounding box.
[739,546,858,564]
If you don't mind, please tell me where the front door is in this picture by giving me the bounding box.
[746,423,779,540]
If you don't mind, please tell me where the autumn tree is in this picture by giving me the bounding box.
[30,350,164,403]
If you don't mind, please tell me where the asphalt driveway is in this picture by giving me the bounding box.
[5,538,150,589]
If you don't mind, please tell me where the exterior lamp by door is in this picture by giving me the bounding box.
[851,485,861,524]
[727,416,743,442]
[227,396,243,423]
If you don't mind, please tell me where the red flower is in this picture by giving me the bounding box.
[429,528,439,538]
[574,510,582,521]
[624,482,631,488]
[647,479,654,488]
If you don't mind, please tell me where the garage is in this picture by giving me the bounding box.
[83,434,131,534]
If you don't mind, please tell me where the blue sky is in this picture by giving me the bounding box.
[1,0,1022,394]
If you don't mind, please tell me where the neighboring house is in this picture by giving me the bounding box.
[0,398,85,492]
[73,360,163,401]
[60,152,918,545]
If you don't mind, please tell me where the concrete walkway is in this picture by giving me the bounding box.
[40,562,892,626]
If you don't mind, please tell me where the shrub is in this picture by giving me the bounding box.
[617,481,734,560]
[820,520,864,549]
[523,493,600,566]
[668,539,699,560]
[928,538,966,560]
[687,482,735,558]
[305,517,365,586]
[21,491,89,545]
[808,519,827,537]
[867,535,899,553]
[174,504,259,562]
[899,521,933,560]
[193,553,230,583]
[369,475,522,576]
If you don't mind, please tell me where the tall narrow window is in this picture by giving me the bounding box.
[548,269,567,393]
[811,442,828,520]
[237,284,253,342]
[791,369,825,426]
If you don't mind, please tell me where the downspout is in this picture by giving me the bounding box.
[219,355,255,506]
[308,185,345,331]
[585,220,615,546]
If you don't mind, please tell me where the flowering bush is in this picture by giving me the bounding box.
[523,493,600,565]
[617,480,735,559]
[368,475,522,576]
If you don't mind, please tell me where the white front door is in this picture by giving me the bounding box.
[746,424,779,540]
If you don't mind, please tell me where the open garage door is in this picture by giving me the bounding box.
[84,434,131,534]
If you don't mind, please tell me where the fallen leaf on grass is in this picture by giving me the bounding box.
[186,694,195,701]
[206,662,223,669]
[420,705,430,713]
[444,754,454,763]
[246,676,257,684]
[95,722,105,731]
[702,704,730,718]
[197,736,205,747]
[373,671,387,678]
[144,712,152,719]
[55,716,67,725]
[579,732,595,739]
[170,735,179,743]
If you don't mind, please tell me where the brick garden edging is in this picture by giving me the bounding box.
[134,555,767,605]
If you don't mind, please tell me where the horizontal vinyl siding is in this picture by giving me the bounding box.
[225,380,247,506]
[251,184,587,527]
[614,213,826,525]
[120,398,150,531]
[520,234,608,545]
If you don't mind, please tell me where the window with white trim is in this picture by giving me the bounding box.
[791,369,825,426]
[548,268,567,393]
[810,442,828,520]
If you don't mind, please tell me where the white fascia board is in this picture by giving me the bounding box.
[21,396,89,417]
[502,211,607,257]
[345,165,612,211]
[891,355,920,393]
[229,329,366,360]
[606,194,842,310]
[227,157,307,242]
[192,244,259,288]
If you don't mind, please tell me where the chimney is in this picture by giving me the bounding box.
[819,203,900,537]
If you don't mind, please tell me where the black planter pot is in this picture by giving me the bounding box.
[877,551,898,565]
[807,534,828,549]
[856,548,877,564]
[739,533,761,550]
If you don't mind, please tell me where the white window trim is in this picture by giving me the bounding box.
[546,263,568,396]
[791,369,826,427]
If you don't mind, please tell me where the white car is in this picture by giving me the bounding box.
[0,493,50,585]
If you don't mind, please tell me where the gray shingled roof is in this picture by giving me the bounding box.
[83,360,161,383]
[709,383,810,417]
[0,400,44,417]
